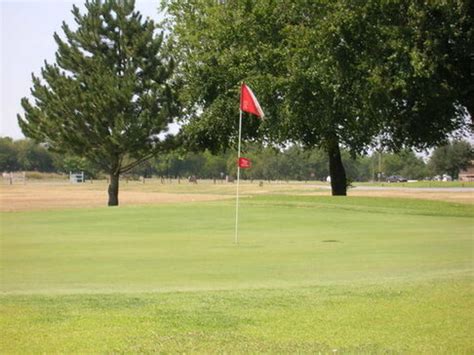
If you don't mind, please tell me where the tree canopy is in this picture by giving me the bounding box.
[18,0,178,205]
[429,140,473,179]
[164,0,472,195]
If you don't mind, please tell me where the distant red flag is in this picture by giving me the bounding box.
[240,83,265,118]
[238,157,252,169]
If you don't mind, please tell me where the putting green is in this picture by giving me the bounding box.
[1,196,472,352]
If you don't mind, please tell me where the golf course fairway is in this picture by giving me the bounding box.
[1,195,472,352]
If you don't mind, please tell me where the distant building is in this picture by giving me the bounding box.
[459,160,474,182]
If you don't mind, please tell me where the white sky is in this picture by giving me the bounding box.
[0,0,163,139]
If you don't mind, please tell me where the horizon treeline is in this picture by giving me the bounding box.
[0,136,472,181]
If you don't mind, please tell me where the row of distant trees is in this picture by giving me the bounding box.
[0,137,91,175]
[1,136,472,181]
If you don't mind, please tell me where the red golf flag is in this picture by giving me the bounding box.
[240,83,265,118]
[238,157,252,169]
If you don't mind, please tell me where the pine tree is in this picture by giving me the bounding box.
[18,0,178,206]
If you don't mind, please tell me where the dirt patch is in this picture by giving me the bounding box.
[1,181,472,212]
[0,184,231,212]
[287,189,474,204]
[348,189,474,204]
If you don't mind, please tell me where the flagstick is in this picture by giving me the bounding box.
[234,109,243,244]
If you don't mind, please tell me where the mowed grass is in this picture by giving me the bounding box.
[1,195,473,352]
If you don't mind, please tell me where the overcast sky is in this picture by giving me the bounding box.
[0,0,163,139]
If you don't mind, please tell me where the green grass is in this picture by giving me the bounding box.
[1,196,473,352]
[2,279,472,353]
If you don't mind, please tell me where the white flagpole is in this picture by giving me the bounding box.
[234,109,243,244]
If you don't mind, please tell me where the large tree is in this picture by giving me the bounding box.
[428,140,473,179]
[382,151,428,180]
[164,0,471,195]
[404,1,473,124]
[18,0,178,205]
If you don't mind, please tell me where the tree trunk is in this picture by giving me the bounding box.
[327,136,347,196]
[108,172,120,206]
